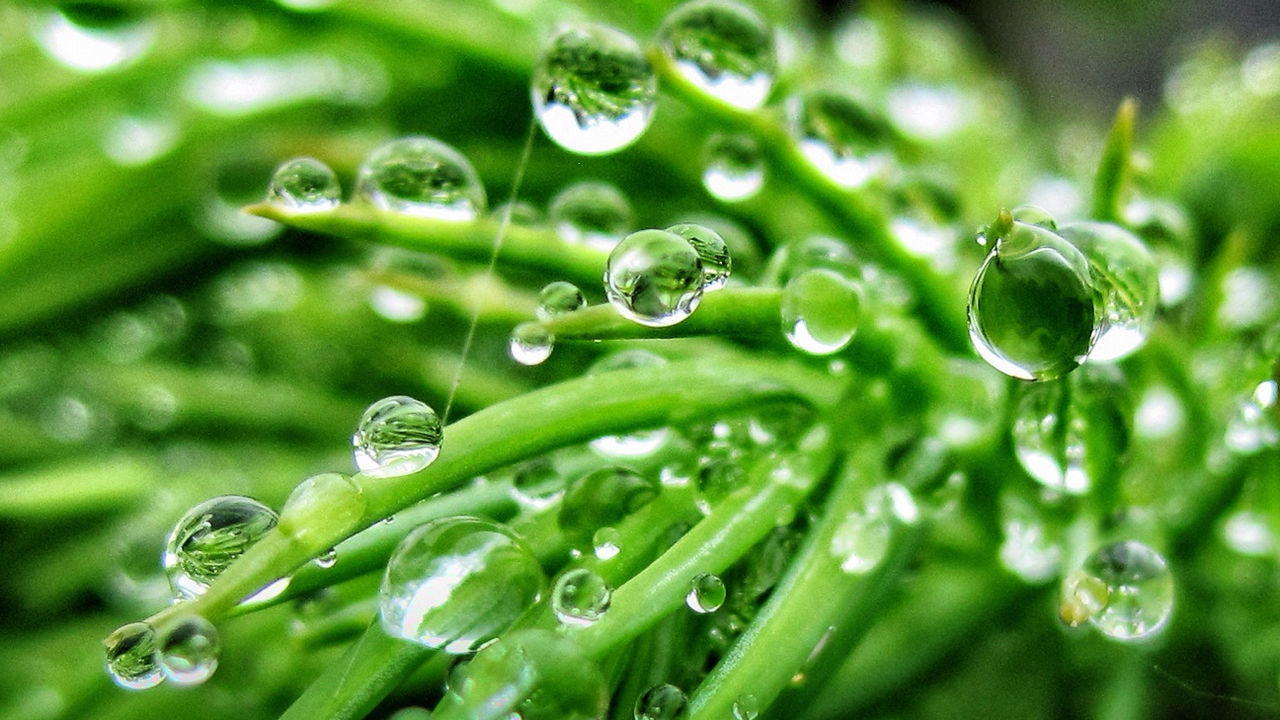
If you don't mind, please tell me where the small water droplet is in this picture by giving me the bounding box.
[830,509,890,574]
[532,24,657,155]
[380,517,546,654]
[552,568,612,626]
[1225,380,1279,455]
[1079,540,1174,641]
[732,694,760,720]
[703,133,764,202]
[605,229,704,327]
[694,457,745,514]
[1058,221,1159,362]
[634,682,688,720]
[355,136,486,220]
[102,114,179,167]
[157,616,221,686]
[163,495,280,600]
[666,222,732,291]
[781,268,861,355]
[369,285,427,323]
[658,0,775,110]
[592,526,622,560]
[537,281,586,320]
[509,322,555,366]
[560,467,660,535]
[550,181,634,252]
[352,395,443,477]
[315,547,338,568]
[686,573,726,613]
[446,628,608,719]
[104,622,163,690]
[32,4,157,73]
[267,157,341,212]
[1220,510,1276,557]
[509,457,563,508]
[789,92,892,188]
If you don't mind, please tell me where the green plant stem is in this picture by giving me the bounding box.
[539,287,783,343]
[0,454,156,520]
[1092,98,1136,223]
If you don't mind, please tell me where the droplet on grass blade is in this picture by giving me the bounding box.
[163,495,280,600]
[267,157,341,212]
[355,136,486,220]
[657,0,776,110]
[352,396,443,477]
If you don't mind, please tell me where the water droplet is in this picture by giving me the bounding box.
[592,526,622,560]
[694,457,745,514]
[1225,380,1279,455]
[550,181,634,251]
[379,517,545,653]
[157,616,221,686]
[666,222,732,291]
[781,268,861,355]
[560,466,660,536]
[509,457,563,508]
[657,0,775,109]
[1220,510,1276,557]
[830,509,890,574]
[1124,198,1193,307]
[998,494,1061,584]
[1079,540,1174,641]
[588,350,671,456]
[532,24,657,155]
[509,322,555,366]
[686,573,726,613]
[267,157,341,212]
[789,92,892,188]
[703,133,765,202]
[634,682,688,720]
[605,229,704,327]
[538,281,587,320]
[315,547,338,568]
[445,628,607,719]
[967,218,1099,381]
[1058,222,1159,362]
[104,622,163,690]
[355,136,486,219]
[163,495,280,600]
[102,114,179,167]
[368,285,427,323]
[552,568,612,626]
[280,472,367,543]
[32,4,157,73]
[763,235,860,288]
[732,694,760,720]
[885,83,970,141]
[352,395,443,477]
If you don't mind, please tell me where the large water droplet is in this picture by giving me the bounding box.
[550,180,634,252]
[703,133,765,202]
[634,682,689,720]
[379,517,545,654]
[686,573,726,613]
[789,92,892,188]
[967,218,1099,381]
[355,137,486,219]
[588,350,671,456]
[157,616,221,686]
[104,622,163,690]
[532,24,657,155]
[32,4,157,73]
[667,222,732,291]
[538,281,587,320]
[1079,540,1174,641]
[267,157,341,212]
[781,268,861,355]
[510,322,555,366]
[446,628,608,719]
[605,229,704,327]
[657,0,775,110]
[552,567,612,626]
[352,395,443,477]
[559,466,660,535]
[1058,222,1159,362]
[163,495,280,600]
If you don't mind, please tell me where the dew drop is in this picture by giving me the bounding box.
[1123,198,1193,307]
[1011,204,1057,230]
[1079,540,1174,641]
[352,395,443,478]
[703,133,765,201]
[102,114,179,167]
[781,268,861,355]
[532,24,657,155]
[830,509,890,574]
[445,628,607,719]
[588,350,671,456]
[267,157,341,212]
[732,694,761,720]
[967,217,1099,381]
[657,0,775,110]
[368,285,426,323]
[32,4,157,73]
[550,180,634,252]
[634,682,688,720]
[1220,510,1276,557]
[538,281,587,320]
[551,568,612,626]
[605,229,704,327]
[281,471,367,542]
[560,467,661,535]
[666,222,732,291]
[1058,221,1159,362]
[1225,380,1279,455]
[789,92,892,188]
[686,573,726,613]
[592,526,622,560]
[104,622,163,690]
[763,235,859,288]
[694,457,745,515]
[997,494,1061,584]
[509,457,563,508]
[355,136,486,220]
[163,495,280,600]
[509,322,555,366]
[315,547,338,569]
[379,517,546,654]
[157,616,221,686]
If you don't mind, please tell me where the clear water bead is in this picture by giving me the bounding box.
[32,4,157,73]
[781,268,861,355]
[790,92,891,188]
[1079,540,1174,641]
[605,229,705,327]
[967,217,1099,381]
[1225,380,1280,454]
[703,133,765,201]
[157,616,221,686]
[686,573,726,613]
[538,281,586,320]
[266,157,341,212]
[732,694,761,720]
[379,517,545,654]
[355,136,486,220]
[104,622,163,690]
[634,683,689,720]
[281,471,368,543]
[352,395,444,477]
[667,222,732,291]
[1058,221,1159,362]
[658,0,776,110]
[163,495,279,600]
[510,322,555,366]
[445,629,608,720]
[532,24,657,155]
[551,567,612,626]
[559,466,661,535]
[550,180,634,252]
[830,508,890,574]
